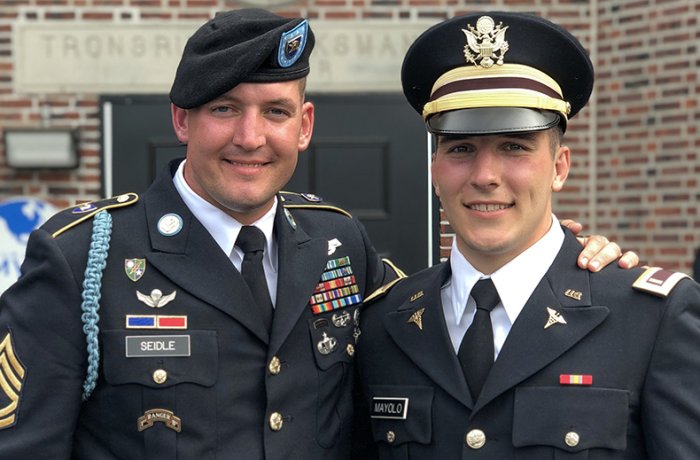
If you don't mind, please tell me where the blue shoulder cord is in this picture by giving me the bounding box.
[80,210,113,401]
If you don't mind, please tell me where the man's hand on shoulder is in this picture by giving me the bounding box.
[561,219,640,272]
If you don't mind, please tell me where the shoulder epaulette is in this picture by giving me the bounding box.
[364,259,409,304]
[382,258,407,280]
[47,193,139,238]
[280,191,352,218]
[632,266,690,297]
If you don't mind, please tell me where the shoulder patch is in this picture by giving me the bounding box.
[280,191,352,218]
[47,193,139,238]
[0,331,26,429]
[632,267,690,297]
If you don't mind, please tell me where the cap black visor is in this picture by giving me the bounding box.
[427,107,562,135]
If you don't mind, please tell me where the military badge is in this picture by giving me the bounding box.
[0,332,26,429]
[564,289,583,301]
[137,408,182,432]
[71,202,98,214]
[544,307,567,329]
[136,289,176,308]
[157,213,183,237]
[463,16,509,68]
[301,193,322,202]
[407,308,426,331]
[278,20,308,68]
[125,258,146,282]
[327,238,342,255]
[284,208,297,230]
[560,374,593,385]
[632,267,690,297]
[126,315,187,329]
[332,310,351,328]
[316,332,337,355]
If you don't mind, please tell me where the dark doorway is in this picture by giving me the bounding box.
[102,93,436,274]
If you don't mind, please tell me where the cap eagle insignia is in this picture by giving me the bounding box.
[462,16,509,68]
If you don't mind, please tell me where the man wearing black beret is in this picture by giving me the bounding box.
[0,8,634,459]
[0,8,399,459]
[355,11,700,459]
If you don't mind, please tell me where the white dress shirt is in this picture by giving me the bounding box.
[441,216,565,359]
[173,160,279,306]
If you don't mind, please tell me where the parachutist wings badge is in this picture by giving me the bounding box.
[463,16,509,68]
[137,289,177,309]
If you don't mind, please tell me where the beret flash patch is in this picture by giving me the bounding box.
[278,20,308,68]
[632,267,690,297]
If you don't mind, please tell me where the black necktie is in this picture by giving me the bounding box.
[235,226,274,330]
[458,278,500,400]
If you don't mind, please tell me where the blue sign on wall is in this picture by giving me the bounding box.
[0,198,57,294]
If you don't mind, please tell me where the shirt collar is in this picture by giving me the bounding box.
[173,159,278,270]
[448,215,564,325]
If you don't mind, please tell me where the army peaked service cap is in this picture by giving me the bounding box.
[170,8,315,109]
[402,11,594,134]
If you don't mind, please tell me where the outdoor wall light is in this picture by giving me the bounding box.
[4,128,79,169]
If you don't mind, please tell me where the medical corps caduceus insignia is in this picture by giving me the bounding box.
[0,332,26,429]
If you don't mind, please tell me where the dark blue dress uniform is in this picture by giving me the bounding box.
[356,231,700,459]
[0,159,399,459]
[353,10,700,460]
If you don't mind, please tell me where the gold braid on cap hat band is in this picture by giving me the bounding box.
[422,64,571,120]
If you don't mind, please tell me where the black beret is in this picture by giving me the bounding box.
[402,12,594,134]
[170,8,315,109]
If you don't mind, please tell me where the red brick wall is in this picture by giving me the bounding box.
[1,0,698,273]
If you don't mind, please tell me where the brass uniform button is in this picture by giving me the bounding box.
[152,369,167,384]
[565,431,580,447]
[346,344,355,357]
[268,356,282,375]
[465,429,486,449]
[269,412,284,431]
[386,430,396,443]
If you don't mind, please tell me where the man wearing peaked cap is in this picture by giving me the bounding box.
[402,11,593,135]
[0,8,632,459]
[355,11,700,459]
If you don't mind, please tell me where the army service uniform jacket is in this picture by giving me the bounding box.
[0,160,397,460]
[356,230,700,459]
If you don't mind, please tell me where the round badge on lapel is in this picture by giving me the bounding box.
[157,213,183,237]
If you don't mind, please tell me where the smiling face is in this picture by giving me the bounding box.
[432,129,570,273]
[171,80,314,224]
